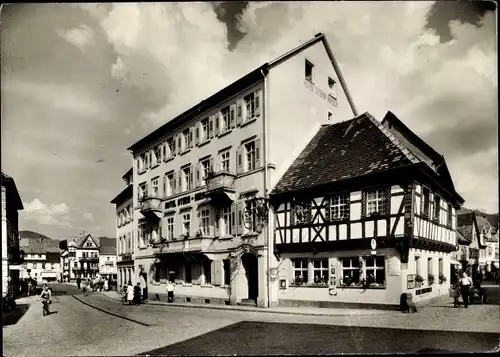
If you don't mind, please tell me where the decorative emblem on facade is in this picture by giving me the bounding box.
[243,197,269,233]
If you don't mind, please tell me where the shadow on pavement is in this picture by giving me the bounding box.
[137,321,499,355]
[2,304,30,327]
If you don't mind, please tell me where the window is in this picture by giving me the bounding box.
[151,177,159,197]
[220,150,230,172]
[292,259,309,284]
[427,257,433,275]
[183,166,192,191]
[166,138,175,159]
[447,204,453,227]
[182,128,191,151]
[433,196,440,221]
[223,259,231,286]
[201,118,209,142]
[221,106,231,132]
[415,256,421,276]
[438,258,443,275]
[182,213,191,236]
[294,200,312,224]
[138,183,147,200]
[312,260,329,284]
[165,173,174,197]
[139,221,148,246]
[153,146,161,165]
[341,257,386,287]
[200,209,210,236]
[328,111,333,121]
[245,141,256,171]
[222,206,233,236]
[305,60,314,82]
[330,194,349,220]
[203,258,211,285]
[244,92,256,120]
[201,159,211,183]
[166,217,174,240]
[42,263,46,269]
[366,189,387,216]
[328,77,336,95]
[33,263,38,269]
[422,187,430,217]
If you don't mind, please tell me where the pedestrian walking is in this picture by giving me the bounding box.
[126,281,134,305]
[76,276,81,290]
[133,283,142,305]
[459,272,473,308]
[82,279,89,297]
[166,281,174,303]
[104,278,109,292]
[450,281,461,307]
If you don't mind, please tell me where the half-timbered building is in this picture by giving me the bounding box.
[269,111,465,309]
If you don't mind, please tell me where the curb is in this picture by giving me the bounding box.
[72,295,152,327]
[100,293,399,317]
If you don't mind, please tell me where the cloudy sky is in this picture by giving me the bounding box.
[1,1,497,239]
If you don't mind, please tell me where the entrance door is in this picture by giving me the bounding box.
[241,253,258,301]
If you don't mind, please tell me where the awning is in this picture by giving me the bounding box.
[450,258,461,266]
[203,253,215,260]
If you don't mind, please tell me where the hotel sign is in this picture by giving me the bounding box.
[304,79,338,107]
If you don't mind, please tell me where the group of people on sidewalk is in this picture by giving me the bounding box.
[120,280,175,305]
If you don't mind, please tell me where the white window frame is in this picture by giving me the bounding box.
[201,118,209,142]
[166,217,174,240]
[220,150,230,172]
[221,106,231,133]
[312,259,329,284]
[244,141,256,172]
[305,60,314,82]
[166,138,174,159]
[182,128,190,151]
[183,166,191,192]
[292,259,309,285]
[182,213,191,236]
[138,183,147,200]
[244,92,256,120]
[340,256,386,287]
[165,173,174,197]
[366,189,387,216]
[151,178,159,197]
[201,159,211,183]
[222,206,232,236]
[200,208,211,236]
[330,194,349,220]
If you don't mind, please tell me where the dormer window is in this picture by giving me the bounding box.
[305,60,314,82]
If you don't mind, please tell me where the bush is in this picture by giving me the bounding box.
[438,273,447,284]
[428,273,435,286]
[415,274,424,283]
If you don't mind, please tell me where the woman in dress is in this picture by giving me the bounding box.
[126,281,134,305]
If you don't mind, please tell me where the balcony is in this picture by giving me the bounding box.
[105,261,114,266]
[120,253,133,262]
[79,257,99,263]
[204,170,236,203]
[139,196,162,219]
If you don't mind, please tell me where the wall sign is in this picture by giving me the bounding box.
[407,274,415,289]
[328,264,337,296]
[370,238,377,250]
[279,278,287,289]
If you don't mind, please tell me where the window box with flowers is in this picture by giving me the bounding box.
[438,273,447,285]
[427,273,435,286]
[339,256,386,289]
[290,258,329,287]
[415,274,424,288]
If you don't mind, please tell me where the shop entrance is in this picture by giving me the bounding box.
[241,253,259,302]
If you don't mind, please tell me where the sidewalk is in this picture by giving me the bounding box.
[101,291,398,317]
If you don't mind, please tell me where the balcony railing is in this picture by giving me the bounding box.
[139,196,162,217]
[204,170,236,202]
[120,253,133,262]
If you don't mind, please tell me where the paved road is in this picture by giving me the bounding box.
[3,283,499,356]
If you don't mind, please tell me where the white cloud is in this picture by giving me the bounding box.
[56,24,95,53]
[22,198,73,228]
[83,212,94,222]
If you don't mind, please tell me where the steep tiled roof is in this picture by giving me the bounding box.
[99,237,116,255]
[457,229,470,245]
[271,112,415,195]
[475,216,492,232]
[457,227,472,243]
[457,212,475,228]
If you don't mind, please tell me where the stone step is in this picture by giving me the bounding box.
[238,299,257,307]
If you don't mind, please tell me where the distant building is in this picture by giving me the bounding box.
[98,237,117,281]
[111,168,134,287]
[456,211,489,278]
[69,234,100,279]
[1,172,24,297]
[19,231,61,283]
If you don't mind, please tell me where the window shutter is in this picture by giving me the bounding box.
[136,158,140,171]
[236,145,244,174]
[215,112,220,136]
[213,260,222,286]
[163,143,167,161]
[255,138,261,168]
[189,166,194,190]
[255,90,261,117]
[215,209,221,237]
[237,201,246,235]
[195,124,200,146]
[172,173,177,195]
[230,104,236,128]
[324,197,331,222]
[209,115,214,138]
[196,162,201,187]
[209,157,214,173]
[163,176,166,196]
[231,202,237,236]
[172,138,176,156]
[178,171,182,192]
[189,127,194,148]
[236,99,244,125]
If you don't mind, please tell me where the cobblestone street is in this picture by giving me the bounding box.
[2,283,499,356]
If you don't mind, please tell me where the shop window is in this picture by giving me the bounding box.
[292,259,309,285]
[340,256,386,288]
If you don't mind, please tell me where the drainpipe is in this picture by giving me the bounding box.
[260,67,271,308]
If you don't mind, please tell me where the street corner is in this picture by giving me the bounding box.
[2,301,32,327]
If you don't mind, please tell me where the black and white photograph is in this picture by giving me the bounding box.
[1,1,498,355]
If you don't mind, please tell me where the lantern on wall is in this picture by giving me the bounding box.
[243,197,270,232]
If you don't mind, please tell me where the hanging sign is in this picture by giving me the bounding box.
[329,264,337,296]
